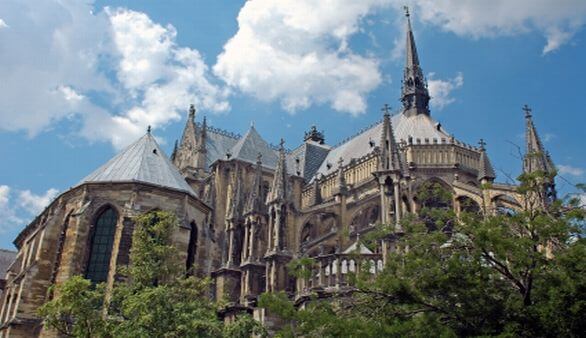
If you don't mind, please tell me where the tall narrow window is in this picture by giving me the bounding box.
[186,221,198,274]
[85,207,118,283]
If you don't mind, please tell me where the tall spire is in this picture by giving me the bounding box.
[523,105,555,174]
[401,7,430,117]
[244,153,265,215]
[379,104,403,173]
[267,139,288,204]
[174,104,198,171]
[522,105,557,205]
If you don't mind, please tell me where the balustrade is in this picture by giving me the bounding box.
[297,253,383,295]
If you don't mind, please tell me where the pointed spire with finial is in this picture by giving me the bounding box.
[522,104,556,204]
[523,104,555,174]
[401,6,430,117]
[245,153,266,215]
[267,139,288,204]
[379,104,403,173]
[477,139,496,182]
[175,104,198,170]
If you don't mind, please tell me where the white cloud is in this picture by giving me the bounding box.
[558,164,584,177]
[0,185,60,234]
[18,188,59,216]
[0,18,8,29]
[427,72,464,110]
[58,85,84,103]
[81,8,230,148]
[0,1,229,149]
[0,191,22,233]
[214,0,389,116]
[395,0,586,54]
[0,185,22,234]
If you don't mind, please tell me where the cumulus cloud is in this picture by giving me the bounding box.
[0,185,59,233]
[18,189,59,215]
[214,0,390,115]
[0,1,229,149]
[82,8,230,148]
[0,18,8,28]
[395,0,586,54]
[427,72,464,110]
[558,164,584,177]
[0,185,22,234]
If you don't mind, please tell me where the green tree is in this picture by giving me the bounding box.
[260,176,585,337]
[39,210,264,338]
[38,276,108,337]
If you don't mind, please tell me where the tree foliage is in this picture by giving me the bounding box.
[39,210,264,338]
[261,175,585,337]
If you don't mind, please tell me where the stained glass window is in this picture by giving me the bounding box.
[85,207,117,283]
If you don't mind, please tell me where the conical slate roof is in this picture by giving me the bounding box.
[478,143,496,181]
[230,125,279,168]
[79,132,197,196]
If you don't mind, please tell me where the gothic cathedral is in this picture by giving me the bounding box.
[0,12,557,337]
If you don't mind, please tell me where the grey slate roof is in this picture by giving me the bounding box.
[0,249,16,277]
[478,150,496,180]
[287,141,331,180]
[202,125,239,170]
[314,112,453,177]
[230,126,279,168]
[80,133,197,196]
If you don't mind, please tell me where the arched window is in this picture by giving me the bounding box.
[186,221,198,274]
[85,207,118,283]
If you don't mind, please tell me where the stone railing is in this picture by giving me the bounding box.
[297,252,383,294]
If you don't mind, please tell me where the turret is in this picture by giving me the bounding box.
[477,139,496,184]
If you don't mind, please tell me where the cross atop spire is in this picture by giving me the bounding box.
[478,138,486,150]
[401,8,430,117]
[147,125,151,134]
[523,104,532,118]
[382,103,392,117]
[403,5,410,17]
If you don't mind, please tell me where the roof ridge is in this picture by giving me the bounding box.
[332,118,384,149]
[196,122,241,140]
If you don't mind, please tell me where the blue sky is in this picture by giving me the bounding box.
[1,0,585,250]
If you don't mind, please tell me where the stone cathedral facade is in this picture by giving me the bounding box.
[0,13,557,337]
